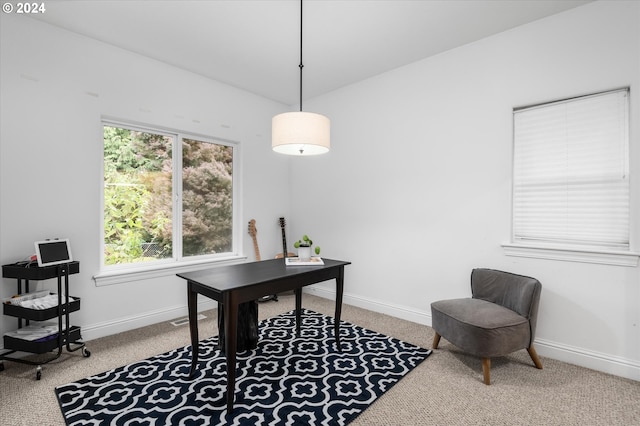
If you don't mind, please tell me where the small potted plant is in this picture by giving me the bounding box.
[293,235,320,261]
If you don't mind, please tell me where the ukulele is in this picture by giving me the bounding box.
[248,219,261,261]
[275,217,296,259]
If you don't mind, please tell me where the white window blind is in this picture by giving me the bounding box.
[512,88,629,250]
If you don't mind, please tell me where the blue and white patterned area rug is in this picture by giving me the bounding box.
[55,309,431,425]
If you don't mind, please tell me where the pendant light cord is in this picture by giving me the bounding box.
[299,0,304,112]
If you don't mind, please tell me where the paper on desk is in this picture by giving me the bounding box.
[285,257,325,266]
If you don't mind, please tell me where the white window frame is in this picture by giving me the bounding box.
[94,119,244,286]
[503,88,639,267]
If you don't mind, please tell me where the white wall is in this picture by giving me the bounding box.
[0,15,291,338]
[292,1,640,380]
[2,2,638,382]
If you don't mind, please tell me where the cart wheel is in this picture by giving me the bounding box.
[36,366,42,380]
[83,347,91,358]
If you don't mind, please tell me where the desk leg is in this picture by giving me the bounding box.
[216,302,223,350]
[187,282,199,377]
[295,288,302,336]
[223,292,238,413]
[334,267,345,352]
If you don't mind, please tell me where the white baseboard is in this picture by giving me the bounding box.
[534,338,640,381]
[81,299,217,341]
[76,286,639,382]
[303,286,640,382]
[303,285,431,326]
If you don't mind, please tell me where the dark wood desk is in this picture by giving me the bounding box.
[177,258,351,413]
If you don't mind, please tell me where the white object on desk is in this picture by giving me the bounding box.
[285,256,325,266]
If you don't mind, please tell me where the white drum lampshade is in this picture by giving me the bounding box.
[272,111,330,156]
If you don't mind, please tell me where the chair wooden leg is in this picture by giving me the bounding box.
[482,358,491,385]
[432,333,441,349]
[527,345,543,369]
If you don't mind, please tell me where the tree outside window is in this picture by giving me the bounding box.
[103,124,234,266]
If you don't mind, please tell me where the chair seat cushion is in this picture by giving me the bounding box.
[431,298,531,358]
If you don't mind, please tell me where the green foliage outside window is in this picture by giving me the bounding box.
[182,139,233,256]
[103,126,173,265]
[103,126,233,266]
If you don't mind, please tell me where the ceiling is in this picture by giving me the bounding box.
[29,0,591,106]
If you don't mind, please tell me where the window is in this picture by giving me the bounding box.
[506,89,636,265]
[101,121,239,278]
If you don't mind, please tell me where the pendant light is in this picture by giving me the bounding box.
[272,0,330,156]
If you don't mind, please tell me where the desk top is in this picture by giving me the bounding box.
[177,258,350,292]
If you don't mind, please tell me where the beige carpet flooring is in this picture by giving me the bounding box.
[1,293,639,425]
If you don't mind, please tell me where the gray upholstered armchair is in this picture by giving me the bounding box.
[430,268,543,385]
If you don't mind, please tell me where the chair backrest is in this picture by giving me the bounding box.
[471,268,542,341]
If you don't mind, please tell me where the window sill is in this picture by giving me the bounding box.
[93,255,248,286]
[501,243,639,267]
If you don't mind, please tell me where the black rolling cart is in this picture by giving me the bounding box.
[1,261,90,379]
